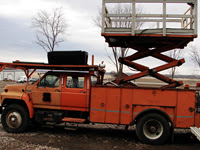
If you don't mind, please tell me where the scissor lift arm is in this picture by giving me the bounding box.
[117,48,184,88]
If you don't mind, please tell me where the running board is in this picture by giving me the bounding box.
[190,127,200,141]
[62,117,86,123]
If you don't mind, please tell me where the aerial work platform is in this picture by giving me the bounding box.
[102,0,198,88]
[102,0,198,50]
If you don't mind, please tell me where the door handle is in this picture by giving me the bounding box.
[80,91,86,93]
[55,89,61,92]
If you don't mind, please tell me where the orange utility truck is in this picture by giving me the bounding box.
[0,58,200,145]
[0,0,200,145]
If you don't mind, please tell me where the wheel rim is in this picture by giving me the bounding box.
[143,119,163,140]
[6,111,22,129]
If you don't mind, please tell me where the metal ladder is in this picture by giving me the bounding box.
[190,127,200,141]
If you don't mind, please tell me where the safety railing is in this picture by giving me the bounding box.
[102,0,198,36]
[182,6,195,29]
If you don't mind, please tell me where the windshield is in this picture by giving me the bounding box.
[38,74,60,88]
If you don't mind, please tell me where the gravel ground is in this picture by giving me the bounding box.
[0,123,200,150]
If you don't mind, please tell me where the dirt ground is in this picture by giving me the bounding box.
[0,81,200,150]
[0,123,200,150]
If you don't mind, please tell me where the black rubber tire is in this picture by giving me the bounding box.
[1,104,29,133]
[136,113,170,145]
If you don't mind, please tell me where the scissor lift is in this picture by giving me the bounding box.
[102,0,198,88]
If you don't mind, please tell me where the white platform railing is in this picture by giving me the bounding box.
[102,0,198,36]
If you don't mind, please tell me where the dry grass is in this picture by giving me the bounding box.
[134,77,199,89]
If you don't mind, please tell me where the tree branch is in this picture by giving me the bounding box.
[32,7,67,52]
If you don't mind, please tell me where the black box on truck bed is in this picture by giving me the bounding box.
[48,51,88,65]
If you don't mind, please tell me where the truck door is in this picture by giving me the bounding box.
[61,74,88,111]
[31,73,62,108]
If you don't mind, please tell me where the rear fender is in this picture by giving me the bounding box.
[133,108,173,124]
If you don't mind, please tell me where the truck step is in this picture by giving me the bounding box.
[190,127,200,141]
[62,117,86,123]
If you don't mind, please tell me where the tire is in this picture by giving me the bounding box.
[1,104,29,133]
[136,113,170,145]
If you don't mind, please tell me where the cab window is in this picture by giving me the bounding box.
[91,76,98,85]
[38,74,60,87]
[66,75,84,88]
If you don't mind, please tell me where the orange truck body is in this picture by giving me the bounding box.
[1,71,199,128]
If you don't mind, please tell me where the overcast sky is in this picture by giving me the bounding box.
[0,0,199,75]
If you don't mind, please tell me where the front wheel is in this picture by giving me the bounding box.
[1,104,29,133]
[136,113,170,145]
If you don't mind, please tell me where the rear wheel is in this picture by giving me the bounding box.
[1,104,29,133]
[136,113,170,145]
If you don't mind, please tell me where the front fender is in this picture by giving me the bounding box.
[1,92,34,118]
[21,93,34,118]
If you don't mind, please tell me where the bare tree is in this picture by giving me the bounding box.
[190,44,200,67]
[32,8,67,52]
[167,49,184,79]
[95,4,144,79]
[105,47,129,79]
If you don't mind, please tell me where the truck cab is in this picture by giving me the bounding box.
[29,71,96,112]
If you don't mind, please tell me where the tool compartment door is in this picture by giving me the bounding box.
[90,87,106,123]
[176,90,196,128]
[105,88,120,124]
[90,86,120,124]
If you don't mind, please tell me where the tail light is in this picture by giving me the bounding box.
[184,84,189,89]
[196,83,200,90]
